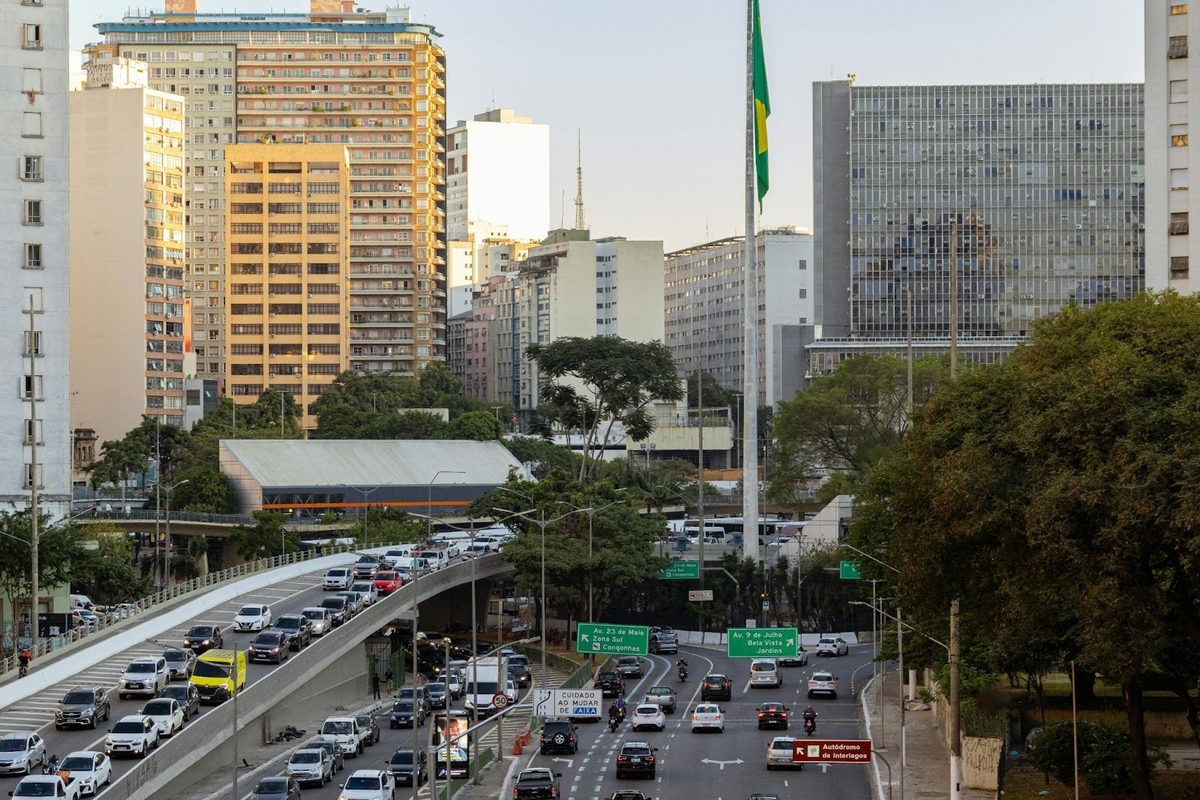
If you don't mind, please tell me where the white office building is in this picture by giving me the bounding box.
[1,0,72,517]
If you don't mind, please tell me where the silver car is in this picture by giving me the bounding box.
[302,607,332,636]
[0,733,45,776]
[287,748,332,788]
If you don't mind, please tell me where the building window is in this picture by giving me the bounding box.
[19,375,43,400]
[22,113,42,138]
[24,464,43,490]
[21,156,42,181]
[24,243,42,270]
[22,68,42,94]
[1170,36,1189,59]
[24,331,42,356]
[24,419,43,445]
[1172,2,1189,13]
[22,24,42,50]
[1171,256,1190,277]
[1174,133,1189,147]
[23,200,42,226]
[1171,79,1189,103]
[1172,168,1190,191]
[1171,212,1190,235]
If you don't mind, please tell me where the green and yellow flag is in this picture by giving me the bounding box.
[752,0,770,207]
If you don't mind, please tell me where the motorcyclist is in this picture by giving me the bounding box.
[608,701,621,721]
[615,694,627,717]
[17,649,31,675]
[803,705,817,728]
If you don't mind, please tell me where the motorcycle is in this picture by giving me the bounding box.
[678,665,687,681]
[608,712,621,732]
[42,755,58,775]
[804,718,816,737]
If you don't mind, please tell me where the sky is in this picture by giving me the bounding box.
[70,0,1145,252]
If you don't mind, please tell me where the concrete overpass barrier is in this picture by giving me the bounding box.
[102,554,514,800]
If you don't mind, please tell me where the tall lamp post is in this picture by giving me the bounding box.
[163,478,190,589]
[554,498,626,625]
[339,483,383,543]
[426,471,465,542]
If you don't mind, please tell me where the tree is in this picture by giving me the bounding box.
[72,525,152,603]
[0,510,86,635]
[88,437,148,511]
[446,410,503,441]
[526,337,684,482]
[228,511,291,562]
[686,371,735,410]
[311,365,489,439]
[502,436,577,479]
[168,465,236,514]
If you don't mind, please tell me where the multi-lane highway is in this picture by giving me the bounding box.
[515,645,875,800]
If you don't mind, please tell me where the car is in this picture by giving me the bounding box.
[337,591,364,617]
[397,685,432,715]
[162,648,197,680]
[639,686,676,714]
[302,607,333,636]
[248,630,291,664]
[339,768,395,800]
[0,733,45,775]
[141,698,184,737]
[630,704,665,732]
[615,656,643,678]
[159,684,201,721]
[323,567,352,590]
[690,703,725,733]
[183,624,224,654]
[251,776,301,800]
[750,658,782,688]
[10,776,78,800]
[286,748,333,788]
[353,714,382,746]
[539,718,578,754]
[104,715,159,759]
[816,635,849,657]
[388,748,427,786]
[119,657,169,699]
[608,793,650,800]
[425,681,448,709]
[55,686,110,730]
[58,751,112,796]
[508,662,532,690]
[303,737,346,774]
[234,604,272,632]
[320,716,364,757]
[444,671,462,699]
[766,736,800,770]
[648,633,678,655]
[513,768,562,800]
[757,702,790,730]
[273,614,312,650]
[349,581,379,607]
[614,741,657,779]
[779,646,809,667]
[389,699,424,729]
[353,556,384,580]
[372,571,403,595]
[321,595,350,626]
[593,671,624,697]
[700,674,732,702]
[807,671,838,699]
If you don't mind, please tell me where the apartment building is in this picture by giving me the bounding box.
[223,143,350,430]
[811,79,1144,373]
[664,228,814,407]
[2,0,71,517]
[96,0,447,380]
[1146,0,1196,290]
[70,55,187,444]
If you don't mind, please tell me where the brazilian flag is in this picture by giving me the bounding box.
[753,0,770,207]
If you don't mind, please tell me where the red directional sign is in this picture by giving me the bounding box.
[791,739,872,764]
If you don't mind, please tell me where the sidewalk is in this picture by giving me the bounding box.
[862,668,991,800]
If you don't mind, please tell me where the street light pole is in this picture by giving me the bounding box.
[427,470,465,542]
[163,479,190,589]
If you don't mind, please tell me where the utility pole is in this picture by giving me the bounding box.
[949,220,959,379]
[898,606,906,800]
[155,416,162,591]
[906,289,914,418]
[950,598,962,800]
[696,369,705,635]
[27,299,39,645]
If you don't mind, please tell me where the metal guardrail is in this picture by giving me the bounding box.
[87,509,258,526]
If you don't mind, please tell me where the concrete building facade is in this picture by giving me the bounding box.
[223,143,350,430]
[2,0,71,518]
[812,79,1145,372]
[70,55,188,444]
[664,228,814,407]
[96,0,447,381]
[1146,0,1195,291]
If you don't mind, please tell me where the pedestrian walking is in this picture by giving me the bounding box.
[384,667,394,694]
[371,671,381,700]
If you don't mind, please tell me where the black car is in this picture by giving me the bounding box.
[320,596,349,626]
[594,672,624,698]
[508,663,532,689]
[615,656,643,678]
[303,738,345,774]
[615,742,658,779]
[388,748,427,786]
[353,713,381,746]
[183,625,223,654]
[390,700,425,729]
[159,684,201,721]
[272,614,312,650]
[252,776,301,800]
[248,631,290,664]
[539,719,578,755]
[757,702,790,730]
[55,686,110,730]
[426,682,448,709]
[701,674,733,702]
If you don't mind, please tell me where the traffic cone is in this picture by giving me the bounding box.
[512,737,523,756]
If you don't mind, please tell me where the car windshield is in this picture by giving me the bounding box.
[394,702,414,712]
[12,784,54,798]
[193,661,231,679]
[164,651,187,662]
[111,722,145,734]
[240,606,264,616]
[276,617,300,629]
[302,611,324,621]
[635,706,658,714]
[647,687,671,695]
[622,747,651,756]
[770,739,793,750]
[62,691,93,704]
[813,673,833,681]
[354,716,372,726]
[255,633,282,645]
[375,572,396,581]
[345,777,380,790]
[127,662,155,673]
[391,751,414,764]
[59,756,94,770]
[290,752,319,764]
[705,675,727,682]
[143,701,172,715]
[819,638,835,644]
[0,739,28,752]
[187,626,214,637]
[751,662,776,671]
[327,569,348,576]
[322,721,352,734]
[618,657,636,664]
[763,703,784,711]
[321,598,346,609]
[255,778,288,793]
[161,688,188,700]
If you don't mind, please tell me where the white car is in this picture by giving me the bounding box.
[349,581,379,607]
[766,736,799,770]
[59,751,112,796]
[140,698,184,737]
[323,568,352,590]
[234,603,272,632]
[444,670,463,699]
[630,704,665,732]
[690,703,725,733]
[816,635,849,657]
[807,671,838,699]
[338,768,396,800]
[750,658,782,688]
[119,657,169,699]
[321,717,364,758]
[105,715,159,759]
[0,733,45,775]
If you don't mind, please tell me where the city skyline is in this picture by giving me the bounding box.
[70,0,1144,251]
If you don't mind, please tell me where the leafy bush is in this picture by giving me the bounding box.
[1028,721,1170,796]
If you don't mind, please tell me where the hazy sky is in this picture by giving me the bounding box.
[71,0,1144,251]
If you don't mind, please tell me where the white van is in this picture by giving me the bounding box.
[384,545,418,560]
[414,549,451,569]
[392,556,430,573]
[750,658,782,688]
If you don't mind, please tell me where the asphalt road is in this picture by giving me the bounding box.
[518,644,876,800]
[0,561,372,795]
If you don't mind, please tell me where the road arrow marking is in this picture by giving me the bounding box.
[700,758,745,770]
[552,757,574,768]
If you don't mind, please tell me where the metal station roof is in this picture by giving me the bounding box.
[219,439,523,489]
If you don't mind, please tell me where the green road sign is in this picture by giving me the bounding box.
[576,623,650,656]
[840,560,862,580]
[658,560,701,580]
[727,627,800,659]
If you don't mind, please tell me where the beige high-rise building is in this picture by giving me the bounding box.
[224,144,350,430]
[69,54,187,444]
[96,0,448,382]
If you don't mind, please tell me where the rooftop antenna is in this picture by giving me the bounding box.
[574,129,586,230]
[560,189,565,229]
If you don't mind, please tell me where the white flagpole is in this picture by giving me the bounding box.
[743,0,760,565]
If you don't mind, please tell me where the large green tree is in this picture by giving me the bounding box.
[228,511,297,562]
[526,337,683,482]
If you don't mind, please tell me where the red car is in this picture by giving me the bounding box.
[373,571,403,595]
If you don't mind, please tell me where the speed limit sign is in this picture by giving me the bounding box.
[492,693,509,709]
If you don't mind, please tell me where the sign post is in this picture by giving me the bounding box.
[576,623,650,656]
[791,739,872,764]
[532,689,603,720]
[658,561,701,580]
[688,590,714,602]
[839,561,862,580]
[726,627,799,659]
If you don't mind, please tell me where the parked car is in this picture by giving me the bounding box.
[286,748,332,788]
[55,686,110,730]
[140,698,184,738]
[58,751,111,796]
[690,703,725,733]
[614,742,657,779]
[372,571,403,595]
[700,674,732,702]
[642,686,677,714]
[119,657,168,700]
[104,716,159,759]
[630,704,665,732]
[272,614,312,650]
[159,684,201,721]
[182,624,223,654]
[539,719,578,755]
[0,733,45,775]
[323,568,352,590]
[757,702,790,730]
[816,635,849,657]
[162,648,196,680]
[234,604,272,632]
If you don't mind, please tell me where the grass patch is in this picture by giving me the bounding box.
[1003,769,1200,800]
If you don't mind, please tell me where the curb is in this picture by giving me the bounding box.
[860,671,888,800]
